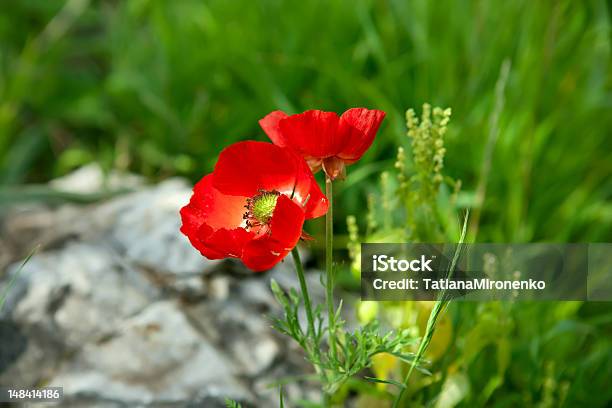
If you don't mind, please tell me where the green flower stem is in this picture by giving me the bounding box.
[325,175,338,360]
[291,247,329,406]
[291,247,316,338]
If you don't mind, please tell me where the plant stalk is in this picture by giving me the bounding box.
[291,247,316,338]
[291,247,330,406]
[325,175,338,360]
[392,212,469,408]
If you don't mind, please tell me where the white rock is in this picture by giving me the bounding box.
[49,164,143,195]
[50,301,251,405]
[9,243,156,346]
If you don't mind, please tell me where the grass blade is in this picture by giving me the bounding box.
[392,211,469,407]
[0,245,39,313]
[364,376,406,390]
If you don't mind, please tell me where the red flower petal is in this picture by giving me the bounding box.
[184,223,222,259]
[259,110,289,147]
[241,195,305,271]
[180,174,252,259]
[269,194,307,245]
[213,141,328,219]
[241,239,286,272]
[337,108,386,163]
[274,146,328,219]
[303,180,329,219]
[291,155,328,219]
[213,141,301,197]
[278,110,343,158]
[200,227,253,259]
[182,142,328,270]
[181,174,247,230]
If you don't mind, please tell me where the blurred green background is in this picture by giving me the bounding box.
[1,0,610,243]
[1,1,611,406]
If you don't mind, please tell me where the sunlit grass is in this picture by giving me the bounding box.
[0,0,609,242]
[0,2,610,406]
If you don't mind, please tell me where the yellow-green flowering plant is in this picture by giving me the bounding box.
[347,104,466,406]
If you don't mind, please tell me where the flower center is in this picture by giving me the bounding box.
[244,190,280,228]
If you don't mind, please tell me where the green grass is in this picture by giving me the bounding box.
[1,0,610,243]
[0,2,610,407]
[0,246,37,312]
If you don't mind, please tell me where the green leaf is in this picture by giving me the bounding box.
[270,279,289,308]
[0,245,38,313]
[364,376,406,390]
[385,351,416,364]
[224,398,242,408]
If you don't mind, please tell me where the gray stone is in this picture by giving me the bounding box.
[5,242,157,347]
[49,301,252,406]
[0,320,63,388]
[107,179,220,278]
[49,163,144,195]
[0,166,323,407]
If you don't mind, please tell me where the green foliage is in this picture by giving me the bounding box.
[270,277,325,361]
[347,103,460,277]
[271,277,420,396]
[279,387,285,408]
[403,103,458,241]
[0,0,609,242]
[347,105,612,407]
[393,212,468,408]
[224,398,242,408]
[0,2,610,406]
[404,104,451,200]
[0,246,38,312]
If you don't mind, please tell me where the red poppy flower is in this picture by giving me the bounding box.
[259,108,386,180]
[180,141,328,271]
